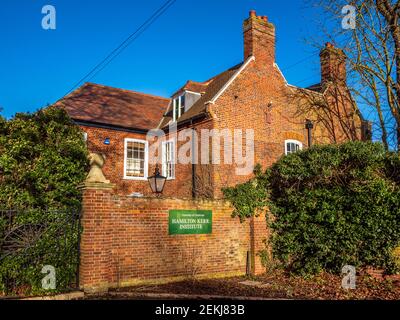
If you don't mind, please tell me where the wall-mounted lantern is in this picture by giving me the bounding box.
[104,138,111,145]
[147,164,167,194]
[305,119,314,147]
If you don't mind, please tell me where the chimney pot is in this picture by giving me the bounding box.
[320,43,347,84]
[243,11,275,65]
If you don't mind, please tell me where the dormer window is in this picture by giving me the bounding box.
[173,95,185,122]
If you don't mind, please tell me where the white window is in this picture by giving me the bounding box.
[82,132,88,144]
[285,140,303,155]
[172,95,185,122]
[124,138,149,180]
[162,140,175,180]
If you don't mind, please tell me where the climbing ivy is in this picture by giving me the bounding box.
[222,164,269,222]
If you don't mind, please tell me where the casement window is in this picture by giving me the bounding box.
[162,140,176,180]
[285,140,303,155]
[124,138,149,180]
[173,95,185,122]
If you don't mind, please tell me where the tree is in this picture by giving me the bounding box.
[0,107,88,210]
[376,0,400,148]
[310,0,400,150]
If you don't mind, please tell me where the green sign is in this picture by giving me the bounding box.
[169,210,212,235]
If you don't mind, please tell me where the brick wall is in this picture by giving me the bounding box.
[79,182,267,292]
[81,125,193,199]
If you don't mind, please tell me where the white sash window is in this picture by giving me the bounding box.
[124,138,149,180]
[162,140,176,180]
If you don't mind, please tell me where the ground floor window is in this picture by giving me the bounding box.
[162,140,175,180]
[285,139,303,155]
[124,138,148,180]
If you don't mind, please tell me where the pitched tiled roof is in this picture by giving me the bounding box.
[56,83,170,131]
[306,83,323,93]
[176,80,210,95]
[159,63,244,128]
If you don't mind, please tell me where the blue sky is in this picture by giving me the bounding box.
[0,0,328,119]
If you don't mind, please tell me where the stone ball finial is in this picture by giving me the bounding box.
[86,153,110,184]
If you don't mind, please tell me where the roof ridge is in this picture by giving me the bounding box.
[84,82,171,101]
[170,62,244,97]
[186,80,209,85]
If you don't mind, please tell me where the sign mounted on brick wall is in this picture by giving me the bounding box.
[169,210,212,235]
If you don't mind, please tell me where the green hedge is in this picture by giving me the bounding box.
[0,107,88,209]
[224,142,400,276]
[0,210,81,295]
[0,107,88,295]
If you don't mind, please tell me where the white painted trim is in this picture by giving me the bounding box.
[172,96,184,122]
[161,139,176,180]
[284,139,303,155]
[208,55,256,105]
[184,90,202,96]
[157,100,172,129]
[123,138,149,181]
[274,63,288,85]
[172,98,177,122]
[178,96,183,118]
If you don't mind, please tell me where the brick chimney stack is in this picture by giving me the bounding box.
[320,42,347,85]
[243,10,276,66]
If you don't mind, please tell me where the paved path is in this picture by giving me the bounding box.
[99,291,288,300]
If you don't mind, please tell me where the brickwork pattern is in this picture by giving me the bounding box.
[79,186,266,291]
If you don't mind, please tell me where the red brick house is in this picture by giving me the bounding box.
[56,11,370,199]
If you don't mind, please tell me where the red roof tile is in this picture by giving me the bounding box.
[178,80,210,95]
[55,83,170,131]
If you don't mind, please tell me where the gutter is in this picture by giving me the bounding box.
[74,120,149,134]
[177,113,207,128]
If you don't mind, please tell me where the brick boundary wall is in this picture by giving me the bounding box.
[79,182,267,293]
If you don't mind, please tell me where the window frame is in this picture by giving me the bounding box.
[123,138,149,181]
[284,139,303,155]
[162,139,176,180]
[172,95,184,122]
